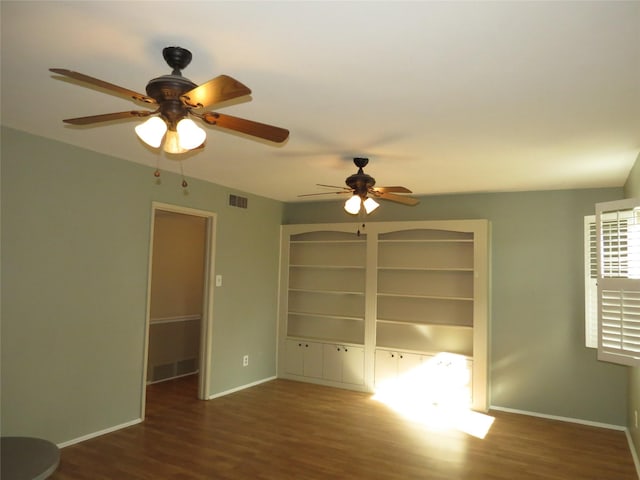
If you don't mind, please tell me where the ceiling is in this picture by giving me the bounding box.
[2,1,639,203]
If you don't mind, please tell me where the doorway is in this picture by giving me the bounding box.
[141,202,217,418]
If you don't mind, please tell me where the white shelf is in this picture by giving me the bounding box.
[377,266,473,272]
[286,335,364,347]
[288,311,364,321]
[290,264,366,269]
[376,317,473,329]
[377,318,473,328]
[378,239,474,243]
[290,240,366,244]
[376,320,474,356]
[377,292,473,301]
[289,288,364,296]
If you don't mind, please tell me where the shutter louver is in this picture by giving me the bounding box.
[589,221,598,279]
[601,285,640,356]
[601,217,629,278]
[596,198,640,366]
[584,217,598,348]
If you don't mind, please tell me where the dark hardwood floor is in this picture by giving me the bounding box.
[51,375,637,479]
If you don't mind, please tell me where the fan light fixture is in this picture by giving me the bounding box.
[299,158,419,211]
[50,45,290,166]
[364,197,380,213]
[344,194,379,215]
[135,116,205,154]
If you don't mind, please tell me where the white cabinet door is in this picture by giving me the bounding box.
[396,352,422,378]
[285,340,323,378]
[342,345,364,385]
[374,350,398,386]
[323,344,364,385]
[322,344,343,382]
[285,339,305,376]
[303,342,323,378]
[374,349,430,387]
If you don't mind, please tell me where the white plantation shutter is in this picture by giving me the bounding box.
[596,198,640,366]
[584,216,597,348]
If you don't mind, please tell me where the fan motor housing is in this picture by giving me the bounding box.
[145,75,197,128]
[346,157,376,197]
[346,172,376,196]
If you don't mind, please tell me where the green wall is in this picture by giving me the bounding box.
[623,152,640,460]
[2,124,633,444]
[284,187,628,425]
[1,127,282,444]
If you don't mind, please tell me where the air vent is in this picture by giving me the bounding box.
[177,358,197,376]
[151,358,198,383]
[229,194,248,209]
[153,363,175,382]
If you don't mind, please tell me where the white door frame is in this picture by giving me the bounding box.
[140,201,217,417]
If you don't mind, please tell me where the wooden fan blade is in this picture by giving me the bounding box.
[201,112,289,143]
[375,191,420,206]
[62,110,156,125]
[49,68,156,104]
[181,75,251,109]
[298,191,350,197]
[317,184,352,191]
[373,186,413,194]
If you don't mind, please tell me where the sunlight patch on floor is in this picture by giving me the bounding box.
[372,352,495,439]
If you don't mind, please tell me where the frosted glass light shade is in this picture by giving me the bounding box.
[163,130,188,154]
[363,197,380,214]
[176,118,206,150]
[344,195,362,215]
[135,116,167,148]
[135,116,205,153]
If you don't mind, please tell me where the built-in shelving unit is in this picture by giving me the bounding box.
[286,230,366,346]
[376,228,475,357]
[277,220,489,410]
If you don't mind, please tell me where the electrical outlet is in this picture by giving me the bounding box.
[243,355,249,367]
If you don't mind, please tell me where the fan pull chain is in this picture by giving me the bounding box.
[152,166,161,185]
[153,156,161,179]
[180,161,188,188]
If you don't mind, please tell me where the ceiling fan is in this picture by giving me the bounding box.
[49,46,289,154]
[300,157,420,214]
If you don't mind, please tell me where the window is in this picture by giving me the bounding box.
[595,198,640,366]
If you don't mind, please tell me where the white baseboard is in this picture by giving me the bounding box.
[625,430,640,480]
[55,377,275,449]
[57,418,142,449]
[146,370,199,385]
[208,375,277,400]
[490,405,640,479]
[489,405,626,431]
